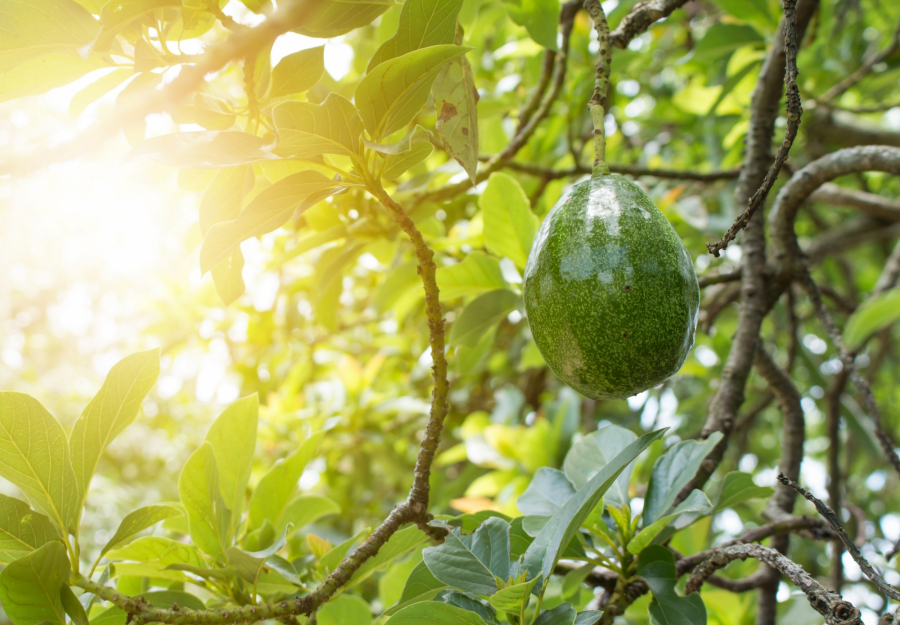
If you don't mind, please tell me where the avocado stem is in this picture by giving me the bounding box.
[585,0,611,177]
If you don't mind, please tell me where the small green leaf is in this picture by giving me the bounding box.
[489,576,538,612]
[128,131,279,168]
[292,0,394,38]
[563,424,638,507]
[60,585,88,625]
[270,46,325,98]
[449,289,518,348]
[524,429,665,582]
[423,529,497,596]
[273,94,364,161]
[480,173,538,269]
[501,0,560,49]
[643,433,723,525]
[97,504,182,562]
[626,490,712,555]
[0,494,60,565]
[249,431,325,530]
[844,288,900,349]
[70,349,160,511]
[204,395,258,536]
[348,525,429,589]
[533,603,576,625]
[0,393,78,534]
[437,252,508,301]
[714,471,774,512]
[355,45,471,140]
[517,468,575,517]
[318,595,372,625]
[178,443,231,562]
[386,601,489,625]
[200,171,346,272]
[638,545,706,625]
[0,542,69,625]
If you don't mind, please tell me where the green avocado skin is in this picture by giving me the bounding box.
[523,175,699,400]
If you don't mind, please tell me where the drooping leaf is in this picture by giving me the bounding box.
[347,525,429,589]
[128,132,279,168]
[433,28,479,183]
[292,0,394,38]
[642,432,723,525]
[714,471,775,512]
[204,394,258,536]
[0,393,78,534]
[563,424,638,507]
[449,289,518,348]
[423,529,497,596]
[69,349,160,509]
[0,494,60,565]
[0,0,99,73]
[270,46,325,98]
[638,545,707,625]
[533,603,576,625]
[60,584,88,625]
[355,45,471,140]
[489,576,538,612]
[200,171,346,272]
[524,429,665,581]
[479,173,538,269]
[844,289,900,350]
[436,252,508,300]
[386,601,490,625]
[0,542,69,625]
[626,490,712,555]
[178,443,231,562]
[199,166,253,236]
[384,560,447,616]
[249,431,325,530]
[501,0,560,49]
[517,467,576,516]
[97,504,182,562]
[368,0,465,70]
[273,94,364,161]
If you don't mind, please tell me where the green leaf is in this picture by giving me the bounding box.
[386,601,489,625]
[0,393,78,534]
[249,431,325,530]
[423,529,497,596]
[355,45,471,140]
[533,603,576,625]
[692,24,764,61]
[212,248,246,306]
[128,131,279,168]
[638,545,706,625]
[69,69,132,119]
[501,0,560,49]
[437,591,499,625]
[384,560,447,616]
[470,517,511,580]
[0,494,60,565]
[437,253,508,300]
[178,443,231,562]
[318,595,372,625]
[270,46,325,98]
[561,562,594,599]
[226,524,290,584]
[273,94,364,160]
[200,171,346,273]
[60,584,88,625]
[0,542,69,625]
[204,395,258,536]
[449,289,518,348]
[479,173,538,269]
[574,611,602,625]
[433,45,480,184]
[714,471,774,512]
[517,468,575,517]
[105,537,206,568]
[524,429,665,582]
[368,0,465,70]
[199,166,253,236]
[0,0,99,73]
[97,504,182,562]
[278,495,340,535]
[348,525,429,589]
[642,432,723,525]
[292,0,394,38]
[563,424,638,507]
[844,288,900,349]
[0,53,105,104]
[380,127,435,180]
[489,576,538,612]
[69,349,160,510]
[626,490,711,555]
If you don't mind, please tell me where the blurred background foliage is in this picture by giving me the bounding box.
[2,0,900,622]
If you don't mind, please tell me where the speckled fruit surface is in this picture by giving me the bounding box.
[523,175,699,400]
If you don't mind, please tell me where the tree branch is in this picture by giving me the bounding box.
[609,0,690,49]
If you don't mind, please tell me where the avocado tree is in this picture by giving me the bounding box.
[1,0,900,624]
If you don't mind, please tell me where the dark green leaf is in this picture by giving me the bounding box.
[423,528,497,596]
[386,601,490,625]
[714,471,774,512]
[470,516,511,580]
[437,590,499,625]
[574,611,602,625]
[533,603,576,625]
[638,545,706,625]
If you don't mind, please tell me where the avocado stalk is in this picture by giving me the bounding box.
[585,0,612,177]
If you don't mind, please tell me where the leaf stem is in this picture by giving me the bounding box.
[584,0,611,177]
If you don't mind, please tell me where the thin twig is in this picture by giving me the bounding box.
[818,17,900,104]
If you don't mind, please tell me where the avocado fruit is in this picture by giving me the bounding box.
[523,175,699,400]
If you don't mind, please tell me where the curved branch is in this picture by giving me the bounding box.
[609,0,689,49]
